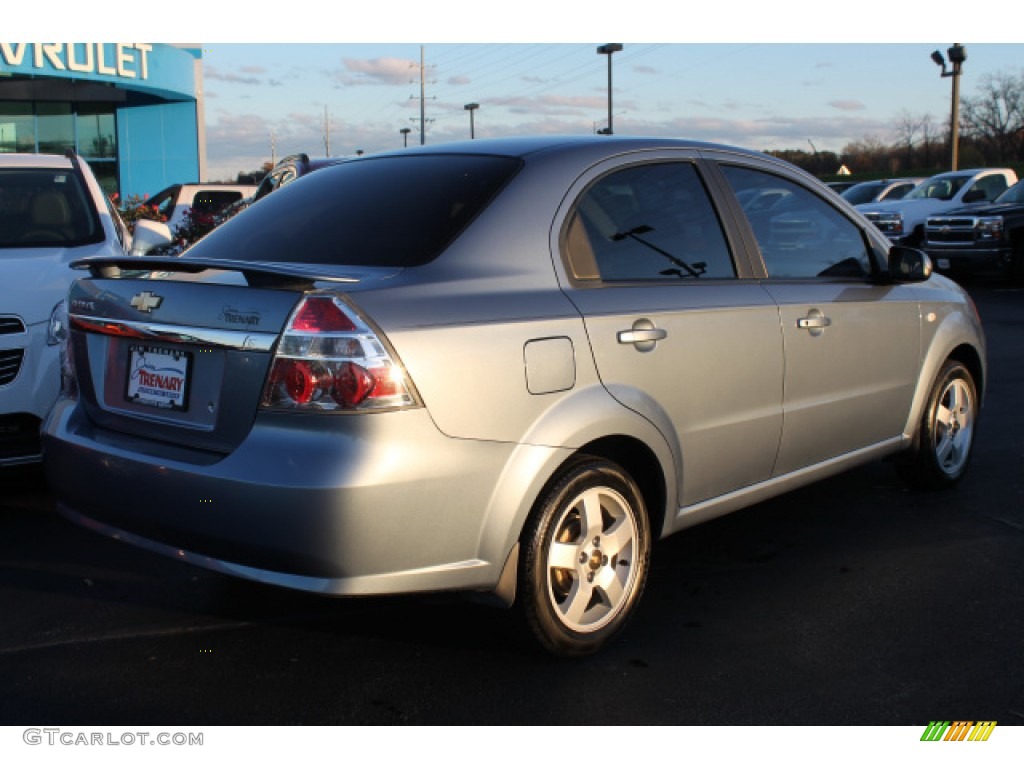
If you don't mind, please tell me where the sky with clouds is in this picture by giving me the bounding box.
[199,40,1022,180]
[16,0,1020,182]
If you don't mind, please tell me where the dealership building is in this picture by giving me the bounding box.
[0,43,205,199]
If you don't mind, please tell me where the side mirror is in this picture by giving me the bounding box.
[962,189,987,203]
[130,219,174,256]
[888,245,933,282]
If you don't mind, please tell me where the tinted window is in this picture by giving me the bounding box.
[996,181,1024,204]
[722,165,871,279]
[968,174,1008,200]
[906,175,970,200]
[190,154,521,267]
[881,183,915,201]
[840,181,885,205]
[566,162,735,281]
[0,168,102,248]
[253,171,285,201]
[192,190,243,214]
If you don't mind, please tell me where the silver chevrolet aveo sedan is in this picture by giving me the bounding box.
[44,137,985,655]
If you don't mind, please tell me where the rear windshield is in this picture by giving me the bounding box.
[0,168,103,248]
[187,154,523,267]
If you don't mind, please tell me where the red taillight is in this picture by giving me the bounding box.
[290,296,357,332]
[261,294,416,413]
[280,360,328,404]
[334,362,375,407]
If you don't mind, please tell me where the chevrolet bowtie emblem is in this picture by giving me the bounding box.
[130,291,164,313]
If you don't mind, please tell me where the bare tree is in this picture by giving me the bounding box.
[919,114,941,170]
[961,70,1024,163]
[895,110,926,169]
[841,135,890,175]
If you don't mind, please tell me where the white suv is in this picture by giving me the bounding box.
[0,153,130,466]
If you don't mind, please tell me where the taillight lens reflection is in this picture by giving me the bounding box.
[261,294,416,413]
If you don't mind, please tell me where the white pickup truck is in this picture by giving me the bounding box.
[857,167,1018,246]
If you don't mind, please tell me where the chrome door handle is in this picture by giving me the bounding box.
[617,319,667,352]
[797,315,832,329]
[617,328,668,344]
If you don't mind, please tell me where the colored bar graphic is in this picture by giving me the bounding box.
[921,721,950,741]
[945,722,972,741]
[920,720,996,742]
[968,722,997,741]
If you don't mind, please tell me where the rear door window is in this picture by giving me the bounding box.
[565,162,736,281]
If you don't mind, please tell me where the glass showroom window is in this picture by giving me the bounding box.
[77,104,117,159]
[36,102,75,154]
[0,100,118,195]
[77,104,118,196]
[0,102,36,153]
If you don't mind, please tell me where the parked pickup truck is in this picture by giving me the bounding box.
[924,178,1024,281]
[858,168,1018,246]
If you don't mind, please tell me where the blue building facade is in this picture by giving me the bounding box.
[0,43,205,199]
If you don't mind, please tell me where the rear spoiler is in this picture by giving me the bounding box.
[69,255,394,290]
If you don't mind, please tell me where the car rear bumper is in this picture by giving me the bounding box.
[43,399,558,596]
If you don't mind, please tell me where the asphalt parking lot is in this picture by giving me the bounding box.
[1,279,1022,726]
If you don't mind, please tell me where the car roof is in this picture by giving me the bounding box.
[850,178,923,186]
[928,168,1009,179]
[371,134,771,162]
[0,153,74,169]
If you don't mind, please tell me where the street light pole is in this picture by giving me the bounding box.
[419,45,426,146]
[464,103,479,139]
[596,44,623,135]
[931,43,967,171]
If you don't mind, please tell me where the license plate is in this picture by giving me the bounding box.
[126,344,192,411]
[937,258,951,270]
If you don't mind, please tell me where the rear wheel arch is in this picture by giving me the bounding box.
[523,436,669,544]
[515,453,653,655]
[573,435,668,540]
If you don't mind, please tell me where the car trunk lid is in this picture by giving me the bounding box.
[65,257,401,455]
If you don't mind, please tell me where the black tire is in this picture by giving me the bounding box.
[517,457,650,656]
[897,360,978,490]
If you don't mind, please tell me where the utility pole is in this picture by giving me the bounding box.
[270,131,276,166]
[419,46,426,145]
[409,45,435,145]
[324,106,331,157]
